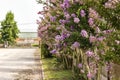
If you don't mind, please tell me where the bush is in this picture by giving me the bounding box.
[41,43,52,58]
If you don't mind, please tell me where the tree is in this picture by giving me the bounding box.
[0,11,19,47]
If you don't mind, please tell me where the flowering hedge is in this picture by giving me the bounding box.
[37,0,120,80]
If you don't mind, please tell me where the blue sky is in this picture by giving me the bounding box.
[0,0,43,32]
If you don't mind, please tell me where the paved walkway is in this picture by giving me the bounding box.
[0,49,43,80]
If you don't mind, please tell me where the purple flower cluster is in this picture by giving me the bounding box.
[55,33,70,42]
[74,17,80,23]
[65,13,71,20]
[71,13,76,17]
[104,0,120,9]
[81,30,88,38]
[61,0,70,9]
[61,32,70,39]
[80,10,86,17]
[89,8,99,19]
[78,63,82,68]
[55,35,64,41]
[63,42,67,47]
[87,72,93,79]
[89,36,96,43]
[97,36,105,42]
[50,49,57,54]
[50,16,56,22]
[103,29,113,34]
[59,19,67,25]
[86,50,94,57]
[71,42,80,49]
[39,26,48,32]
[88,18,94,26]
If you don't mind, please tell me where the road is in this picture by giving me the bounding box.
[0,49,43,80]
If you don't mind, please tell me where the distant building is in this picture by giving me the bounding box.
[18,32,38,39]
[17,32,40,45]
[0,25,38,39]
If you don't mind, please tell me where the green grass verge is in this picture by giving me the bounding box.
[32,44,39,47]
[42,58,73,80]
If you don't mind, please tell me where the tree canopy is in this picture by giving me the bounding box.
[0,11,19,46]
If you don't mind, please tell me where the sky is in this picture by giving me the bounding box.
[0,0,43,32]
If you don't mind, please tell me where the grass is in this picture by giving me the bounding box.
[32,44,39,47]
[42,58,73,80]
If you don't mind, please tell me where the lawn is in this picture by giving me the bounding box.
[42,58,73,80]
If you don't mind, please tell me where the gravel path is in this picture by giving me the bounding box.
[0,49,43,80]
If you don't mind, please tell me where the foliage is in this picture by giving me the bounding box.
[0,33,2,43]
[0,11,19,46]
[41,43,52,58]
[104,30,120,64]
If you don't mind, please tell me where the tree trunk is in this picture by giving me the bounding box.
[107,62,111,80]
[4,41,8,48]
